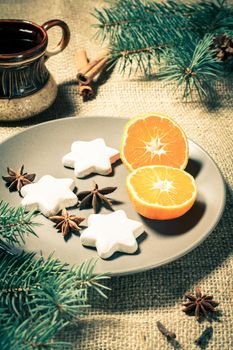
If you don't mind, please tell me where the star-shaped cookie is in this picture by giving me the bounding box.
[21,175,78,217]
[80,210,144,259]
[62,138,120,178]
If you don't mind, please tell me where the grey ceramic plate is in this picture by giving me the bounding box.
[0,117,226,276]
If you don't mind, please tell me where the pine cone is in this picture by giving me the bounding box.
[211,34,233,61]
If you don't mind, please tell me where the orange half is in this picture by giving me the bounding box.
[121,113,189,171]
[127,165,197,220]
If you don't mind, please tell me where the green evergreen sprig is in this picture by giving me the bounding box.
[1,310,71,350]
[0,250,110,349]
[92,0,233,99]
[76,259,111,299]
[158,35,224,99]
[92,0,193,45]
[0,201,110,349]
[0,201,39,246]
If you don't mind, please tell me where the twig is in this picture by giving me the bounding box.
[156,321,176,340]
[194,327,213,348]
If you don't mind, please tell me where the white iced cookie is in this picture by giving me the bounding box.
[62,138,120,178]
[21,175,78,217]
[80,210,144,259]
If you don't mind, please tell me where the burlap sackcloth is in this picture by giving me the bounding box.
[0,1,232,349]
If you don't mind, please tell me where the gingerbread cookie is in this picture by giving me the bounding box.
[21,175,78,217]
[80,210,144,259]
[62,138,120,178]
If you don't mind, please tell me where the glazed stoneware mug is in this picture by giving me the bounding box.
[0,19,70,121]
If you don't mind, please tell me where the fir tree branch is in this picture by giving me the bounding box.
[0,250,110,349]
[0,200,111,348]
[92,0,194,45]
[185,0,233,36]
[0,310,71,350]
[76,259,111,299]
[158,35,224,99]
[108,30,166,76]
[93,0,233,40]
[0,252,109,319]
[0,201,39,246]
[93,0,233,99]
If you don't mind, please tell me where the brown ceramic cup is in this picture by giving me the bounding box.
[0,19,70,121]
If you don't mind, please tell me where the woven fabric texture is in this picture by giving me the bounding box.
[0,1,232,349]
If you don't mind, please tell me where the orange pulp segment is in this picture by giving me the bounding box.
[127,165,197,220]
[121,113,188,171]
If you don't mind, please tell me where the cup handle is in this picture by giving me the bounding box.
[42,19,70,59]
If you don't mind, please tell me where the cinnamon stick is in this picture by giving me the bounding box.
[78,56,108,85]
[76,49,89,71]
[76,49,93,98]
[77,48,109,84]
[79,84,93,97]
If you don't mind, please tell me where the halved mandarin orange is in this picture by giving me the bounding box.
[121,113,188,171]
[127,165,197,220]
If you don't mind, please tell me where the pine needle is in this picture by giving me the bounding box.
[92,0,233,99]
[0,201,39,246]
[0,200,111,349]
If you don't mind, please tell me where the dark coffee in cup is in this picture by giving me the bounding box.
[0,21,43,54]
[0,19,70,121]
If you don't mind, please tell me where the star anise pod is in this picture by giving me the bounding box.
[182,287,219,320]
[77,182,117,213]
[211,33,233,61]
[49,208,85,237]
[2,165,36,192]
